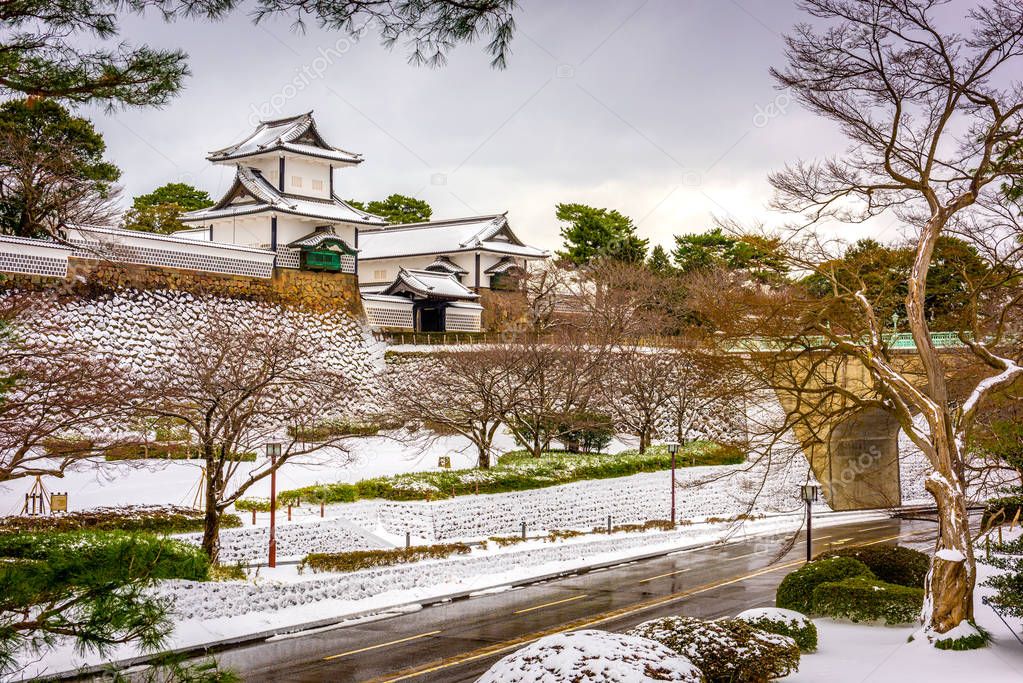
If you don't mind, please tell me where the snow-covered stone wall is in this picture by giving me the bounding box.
[13,287,387,413]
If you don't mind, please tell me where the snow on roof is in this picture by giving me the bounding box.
[424,255,468,275]
[361,293,414,304]
[358,214,548,260]
[207,112,363,164]
[0,234,73,250]
[287,226,356,251]
[484,256,522,275]
[181,166,387,226]
[382,268,479,301]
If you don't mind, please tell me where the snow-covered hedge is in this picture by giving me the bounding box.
[735,607,817,652]
[628,616,800,683]
[476,630,705,683]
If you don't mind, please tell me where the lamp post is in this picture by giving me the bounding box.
[666,441,681,526]
[800,482,820,563]
[267,442,282,568]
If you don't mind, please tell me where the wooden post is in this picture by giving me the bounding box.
[287,504,292,522]
[521,521,527,541]
[251,509,256,525]
[320,501,325,518]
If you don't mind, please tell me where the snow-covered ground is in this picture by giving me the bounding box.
[785,560,1023,682]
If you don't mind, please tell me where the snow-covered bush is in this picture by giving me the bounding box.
[811,576,923,624]
[0,505,240,535]
[775,556,874,614]
[628,616,799,683]
[735,607,817,652]
[476,629,705,683]
[815,544,929,588]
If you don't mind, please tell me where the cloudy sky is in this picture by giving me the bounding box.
[84,0,888,253]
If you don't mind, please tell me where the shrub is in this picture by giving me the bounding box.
[233,498,278,513]
[982,536,1023,620]
[811,576,923,624]
[815,544,929,588]
[735,607,817,652]
[0,505,241,535]
[776,556,874,614]
[477,630,704,683]
[629,615,799,683]
[208,563,248,582]
[288,420,381,442]
[932,624,989,651]
[299,543,472,573]
[42,436,94,457]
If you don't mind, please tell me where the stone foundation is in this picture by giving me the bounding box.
[1,258,363,316]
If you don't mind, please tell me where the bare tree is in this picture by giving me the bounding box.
[739,0,1023,638]
[0,295,140,484]
[386,346,524,469]
[504,330,606,457]
[601,347,677,453]
[144,304,356,563]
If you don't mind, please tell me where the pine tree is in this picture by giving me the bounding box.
[646,244,674,275]
[0,99,120,239]
[555,203,648,266]
[123,182,213,234]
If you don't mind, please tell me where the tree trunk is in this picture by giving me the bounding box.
[201,456,222,565]
[922,436,976,634]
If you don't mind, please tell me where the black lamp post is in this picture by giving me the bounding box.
[666,441,681,525]
[800,482,820,563]
[267,442,282,568]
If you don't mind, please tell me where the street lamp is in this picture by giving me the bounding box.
[666,441,681,526]
[267,442,282,568]
[800,481,820,563]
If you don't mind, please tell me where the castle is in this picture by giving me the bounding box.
[0,112,549,333]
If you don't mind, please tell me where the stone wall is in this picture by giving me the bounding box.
[2,258,364,317]
[478,288,528,332]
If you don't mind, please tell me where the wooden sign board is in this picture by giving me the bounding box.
[438,456,451,469]
[50,493,68,513]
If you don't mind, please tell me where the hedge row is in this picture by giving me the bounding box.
[299,543,472,573]
[735,608,818,652]
[0,505,241,535]
[105,444,256,462]
[243,441,742,507]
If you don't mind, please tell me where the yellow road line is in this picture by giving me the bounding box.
[827,537,854,545]
[323,630,441,661]
[513,594,588,614]
[638,568,691,583]
[727,549,772,560]
[362,531,916,682]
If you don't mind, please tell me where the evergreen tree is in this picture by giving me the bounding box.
[0,531,209,675]
[366,193,432,224]
[1,1,518,109]
[0,99,120,239]
[123,182,213,234]
[646,244,674,275]
[555,203,648,266]
[671,228,787,282]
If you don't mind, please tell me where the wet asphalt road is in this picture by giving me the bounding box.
[209,517,938,682]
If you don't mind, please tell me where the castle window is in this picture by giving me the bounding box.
[311,179,324,191]
[291,176,303,188]
[373,269,387,280]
